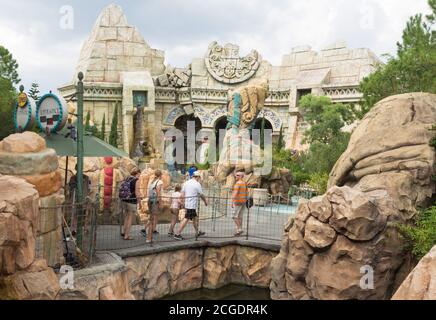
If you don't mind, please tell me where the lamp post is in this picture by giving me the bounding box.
[76,72,85,245]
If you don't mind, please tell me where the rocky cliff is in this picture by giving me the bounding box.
[270,93,436,300]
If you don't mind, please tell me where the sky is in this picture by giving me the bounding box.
[0,0,431,94]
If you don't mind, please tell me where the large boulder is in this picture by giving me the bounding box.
[270,93,436,300]
[392,246,436,300]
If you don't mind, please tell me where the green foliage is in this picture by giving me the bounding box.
[398,206,436,259]
[0,46,20,85]
[359,1,436,116]
[109,105,119,147]
[0,77,16,140]
[84,111,100,138]
[100,114,106,141]
[272,95,353,189]
[308,172,329,195]
[27,82,40,102]
[299,94,355,144]
[276,125,284,151]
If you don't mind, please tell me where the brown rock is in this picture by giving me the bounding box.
[304,216,336,249]
[0,268,60,299]
[1,132,46,153]
[270,93,436,300]
[328,186,386,241]
[20,171,62,198]
[0,148,59,176]
[392,246,436,300]
[308,196,332,223]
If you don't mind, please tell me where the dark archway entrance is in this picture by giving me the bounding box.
[214,116,228,155]
[174,114,202,166]
[252,118,273,145]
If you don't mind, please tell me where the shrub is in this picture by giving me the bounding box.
[398,206,436,260]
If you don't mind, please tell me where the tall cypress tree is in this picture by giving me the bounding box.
[100,114,106,141]
[109,105,118,147]
[276,125,284,151]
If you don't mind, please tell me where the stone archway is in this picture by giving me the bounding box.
[214,116,228,155]
[174,114,202,165]
[252,118,273,145]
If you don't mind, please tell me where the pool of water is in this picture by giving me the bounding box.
[162,284,271,300]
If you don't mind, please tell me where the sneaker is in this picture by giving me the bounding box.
[197,231,206,237]
[153,230,159,235]
[168,231,174,236]
[146,239,152,244]
[174,234,184,241]
[234,230,244,237]
[140,230,147,238]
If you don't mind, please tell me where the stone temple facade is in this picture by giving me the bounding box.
[58,4,380,158]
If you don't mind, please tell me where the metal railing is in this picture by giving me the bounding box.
[36,200,98,269]
[93,190,300,251]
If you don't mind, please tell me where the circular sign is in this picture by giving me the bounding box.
[17,92,28,108]
[13,96,36,131]
[36,93,68,133]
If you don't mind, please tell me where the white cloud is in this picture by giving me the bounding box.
[0,0,431,93]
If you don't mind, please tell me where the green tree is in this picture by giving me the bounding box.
[28,82,40,102]
[0,77,16,140]
[359,0,436,116]
[84,110,99,137]
[276,125,284,151]
[100,114,106,141]
[0,46,20,85]
[109,105,119,147]
[0,45,19,139]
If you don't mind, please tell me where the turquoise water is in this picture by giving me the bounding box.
[162,284,271,300]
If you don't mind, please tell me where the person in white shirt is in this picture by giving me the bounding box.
[168,184,182,236]
[174,171,208,240]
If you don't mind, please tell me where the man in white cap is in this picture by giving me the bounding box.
[174,171,208,240]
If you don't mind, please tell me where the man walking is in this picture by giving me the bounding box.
[231,171,248,236]
[174,171,208,240]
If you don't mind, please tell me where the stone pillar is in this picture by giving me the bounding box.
[0,132,64,267]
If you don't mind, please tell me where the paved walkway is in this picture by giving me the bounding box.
[95,204,296,255]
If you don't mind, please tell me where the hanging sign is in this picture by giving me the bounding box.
[36,93,68,133]
[13,92,36,132]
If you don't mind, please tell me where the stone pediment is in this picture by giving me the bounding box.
[205,42,260,84]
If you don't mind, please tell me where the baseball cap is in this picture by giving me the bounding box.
[193,171,201,177]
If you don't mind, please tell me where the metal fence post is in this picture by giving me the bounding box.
[246,203,250,241]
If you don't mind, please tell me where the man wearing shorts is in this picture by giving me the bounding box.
[174,171,208,240]
[232,171,248,236]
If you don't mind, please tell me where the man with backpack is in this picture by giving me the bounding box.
[119,168,141,240]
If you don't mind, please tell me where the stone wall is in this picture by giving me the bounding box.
[57,245,277,300]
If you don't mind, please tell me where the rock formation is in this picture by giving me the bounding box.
[0,132,64,267]
[76,4,165,83]
[392,245,435,300]
[0,176,60,299]
[270,93,436,300]
[215,82,268,182]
